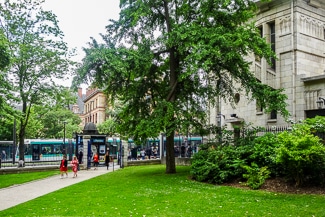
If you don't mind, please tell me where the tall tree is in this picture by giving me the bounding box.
[0,28,13,141]
[0,0,74,160]
[75,0,288,173]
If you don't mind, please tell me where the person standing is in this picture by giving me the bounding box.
[146,147,152,159]
[78,150,83,164]
[1,150,6,160]
[71,156,79,178]
[60,155,68,178]
[104,151,110,170]
[153,146,158,159]
[140,149,145,160]
[93,152,99,170]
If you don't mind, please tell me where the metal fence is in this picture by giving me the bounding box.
[241,125,325,144]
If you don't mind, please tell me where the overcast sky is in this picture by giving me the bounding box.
[43,0,120,61]
[42,0,120,88]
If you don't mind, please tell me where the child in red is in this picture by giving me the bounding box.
[71,156,79,178]
[60,155,68,178]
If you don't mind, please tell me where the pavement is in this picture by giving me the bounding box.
[0,164,121,211]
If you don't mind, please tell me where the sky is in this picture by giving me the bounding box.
[42,0,121,88]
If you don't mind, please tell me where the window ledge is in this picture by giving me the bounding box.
[267,119,277,123]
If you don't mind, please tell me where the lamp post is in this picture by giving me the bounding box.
[316,97,325,109]
[217,113,225,144]
[63,121,67,155]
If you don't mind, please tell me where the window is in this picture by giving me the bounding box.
[234,93,240,104]
[255,26,263,63]
[256,99,263,113]
[270,109,277,120]
[269,22,276,70]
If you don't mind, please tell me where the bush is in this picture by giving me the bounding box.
[248,133,281,176]
[242,163,271,190]
[276,124,325,186]
[191,119,325,189]
[190,143,245,184]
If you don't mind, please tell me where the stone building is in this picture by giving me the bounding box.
[82,88,107,126]
[209,0,325,130]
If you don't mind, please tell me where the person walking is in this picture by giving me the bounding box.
[71,156,79,178]
[93,152,99,170]
[60,155,68,178]
[104,151,110,170]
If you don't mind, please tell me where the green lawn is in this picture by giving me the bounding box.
[0,170,58,189]
[1,165,325,216]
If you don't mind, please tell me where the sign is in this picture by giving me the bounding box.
[92,138,105,143]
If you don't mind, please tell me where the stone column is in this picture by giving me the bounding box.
[122,140,128,167]
[82,135,91,170]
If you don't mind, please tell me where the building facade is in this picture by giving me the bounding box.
[83,88,107,126]
[209,0,325,130]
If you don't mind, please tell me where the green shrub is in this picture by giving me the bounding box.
[249,133,281,176]
[242,163,271,190]
[190,144,245,184]
[276,124,325,186]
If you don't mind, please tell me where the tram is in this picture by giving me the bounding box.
[127,136,203,159]
[0,139,76,162]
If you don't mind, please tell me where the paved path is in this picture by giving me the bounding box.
[0,165,120,211]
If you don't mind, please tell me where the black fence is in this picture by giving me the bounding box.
[239,125,325,144]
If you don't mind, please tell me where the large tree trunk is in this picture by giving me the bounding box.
[18,120,25,161]
[165,129,176,174]
[18,101,28,162]
[164,0,178,174]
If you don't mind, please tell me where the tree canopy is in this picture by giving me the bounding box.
[0,0,75,160]
[75,0,288,173]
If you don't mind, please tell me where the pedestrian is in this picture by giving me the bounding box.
[60,155,68,178]
[146,147,152,159]
[153,146,158,159]
[187,145,193,158]
[78,150,83,164]
[93,152,99,170]
[104,151,110,170]
[140,149,145,160]
[1,150,6,160]
[71,156,79,178]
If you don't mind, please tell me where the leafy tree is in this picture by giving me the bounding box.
[0,29,9,70]
[0,0,74,160]
[75,0,288,173]
[0,29,12,125]
[97,118,118,136]
[40,108,81,139]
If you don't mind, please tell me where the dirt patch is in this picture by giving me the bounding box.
[221,178,325,195]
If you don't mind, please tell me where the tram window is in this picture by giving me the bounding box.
[41,145,52,154]
[53,144,62,154]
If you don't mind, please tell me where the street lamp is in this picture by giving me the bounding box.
[217,113,225,144]
[316,97,325,109]
[63,121,67,155]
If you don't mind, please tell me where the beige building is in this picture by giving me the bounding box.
[209,0,325,130]
[81,88,107,127]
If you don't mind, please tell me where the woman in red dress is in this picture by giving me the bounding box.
[60,155,68,179]
[71,156,79,178]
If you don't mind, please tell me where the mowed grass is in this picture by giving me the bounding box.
[0,170,58,189]
[1,165,325,217]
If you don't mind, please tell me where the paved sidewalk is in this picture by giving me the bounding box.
[0,165,120,211]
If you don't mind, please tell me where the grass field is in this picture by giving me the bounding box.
[0,170,58,189]
[1,165,325,216]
